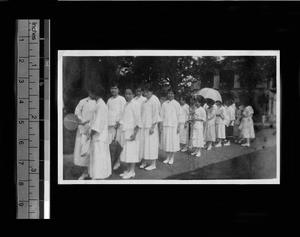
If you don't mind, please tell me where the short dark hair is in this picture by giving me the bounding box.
[110,82,119,88]
[88,84,105,97]
[125,87,134,93]
[143,83,154,92]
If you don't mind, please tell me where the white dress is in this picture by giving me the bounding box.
[179,103,190,144]
[192,107,206,148]
[160,99,181,152]
[225,105,236,127]
[73,97,96,167]
[215,106,226,139]
[89,98,112,179]
[239,106,255,139]
[133,95,147,144]
[119,100,141,163]
[139,95,161,160]
[107,95,126,144]
[205,106,216,142]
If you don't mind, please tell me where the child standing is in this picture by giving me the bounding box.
[215,100,227,147]
[204,99,217,151]
[190,97,206,157]
[239,105,255,147]
[179,97,190,152]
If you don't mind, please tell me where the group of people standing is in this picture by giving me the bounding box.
[72,83,255,180]
[178,96,255,159]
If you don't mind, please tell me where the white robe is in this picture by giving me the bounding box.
[89,98,112,179]
[107,95,126,144]
[205,106,216,142]
[160,99,181,152]
[139,95,161,160]
[73,97,96,167]
[179,103,190,144]
[119,100,141,163]
[225,104,236,126]
[215,106,226,139]
[133,95,147,109]
[192,107,206,148]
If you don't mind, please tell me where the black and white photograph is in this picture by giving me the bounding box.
[58,50,279,184]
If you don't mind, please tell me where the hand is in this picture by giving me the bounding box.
[184,124,188,129]
[129,134,136,141]
[90,130,96,140]
[115,121,120,129]
[149,127,154,135]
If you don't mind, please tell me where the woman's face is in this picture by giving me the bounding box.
[144,90,153,99]
[167,91,174,100]
[179,98,185,105]
[125,89,134,102]
[88,91,98,100]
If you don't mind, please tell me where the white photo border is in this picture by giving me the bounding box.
[58,50,280,185]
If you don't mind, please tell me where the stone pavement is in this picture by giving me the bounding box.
[63,127,277,180]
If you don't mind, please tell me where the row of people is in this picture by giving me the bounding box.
[179,96,255,158]
[72,83,255,180]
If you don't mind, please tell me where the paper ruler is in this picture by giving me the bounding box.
[16,19,50,219]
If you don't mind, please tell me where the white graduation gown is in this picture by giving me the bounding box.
[119,100,141,163]
[179,103,190,144]
[160,99,181,152]
[205,106,216,142]
[139,95,161,160]
[89,98,112,179]
[192,107,206,148]
[215,106,226,139]
[73,97,96,167]
[107,95,126,144]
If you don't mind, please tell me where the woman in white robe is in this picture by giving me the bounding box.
[179,97,190,152]
[190,97,206,157]
[139,85,161,171]
[205,99,217,151]
[73,95,96,180]
[119,89,141,179]
[88,87,112,180]
[239,105,255,147]
[215,100,227,147]
[107,84,126,170]
[160,89,182,165]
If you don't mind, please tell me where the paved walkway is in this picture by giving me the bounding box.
[63,127,276,180]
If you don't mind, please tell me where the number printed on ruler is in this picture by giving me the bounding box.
[17,19,40,219]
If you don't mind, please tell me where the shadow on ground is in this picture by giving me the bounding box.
[165,146,276,180]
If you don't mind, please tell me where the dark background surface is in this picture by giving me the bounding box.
[2,0,299,233]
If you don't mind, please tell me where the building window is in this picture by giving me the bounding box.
[219,70,234,89]
[201,71,214,88]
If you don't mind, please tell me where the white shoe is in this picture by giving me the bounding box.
[241,143,250,147]
[163,158,170,164]
[196,152,201,157]
[113,162,120,170]
[181,147,188,152]
[119,172,128,177]
[139,162,147,169]
[122,172,135,179]
[168,159,174,165]
[145,165,156,171]
[207,145,212,151]
[223,141,230,146]
[215,143,222,148]
[191,152,197,156]
[78,173,89,180]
